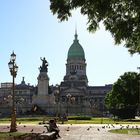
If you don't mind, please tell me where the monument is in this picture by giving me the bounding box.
[38,57,49,96]
[32,57,55,107]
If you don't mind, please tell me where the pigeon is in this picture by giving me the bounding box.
[111,124,115,128]
[102,126,105,129]
[87,127,90,130]
[120,126,124,130]
[66,127,70,131]
[136,126,139,130]
[126,125,129,129]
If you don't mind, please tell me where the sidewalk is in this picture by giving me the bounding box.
[0,124,140,140]
[59,124,140,140]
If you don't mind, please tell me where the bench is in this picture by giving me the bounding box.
[39,132,56,140]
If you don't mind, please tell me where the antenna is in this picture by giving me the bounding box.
[74,22,78,40]
[75,22,77,35]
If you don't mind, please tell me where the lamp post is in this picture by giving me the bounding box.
[137,67,140,117]
[8,51,18,132]
[66,94,71,116]
[15,98,24,115]
[54,86,60,117]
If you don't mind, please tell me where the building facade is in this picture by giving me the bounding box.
[56,32,112,116]
[0,32,112,116]
[0,78,35,116]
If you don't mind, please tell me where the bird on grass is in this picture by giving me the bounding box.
[120,126,124,130]
[126,125,129,129]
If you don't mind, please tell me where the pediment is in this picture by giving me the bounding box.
[64,88,81,93]
[61,87,85,96]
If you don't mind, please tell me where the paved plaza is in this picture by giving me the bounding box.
[59,124,140,140]
[0,124,140,140]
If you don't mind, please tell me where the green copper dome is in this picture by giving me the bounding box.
[68,33,85,60]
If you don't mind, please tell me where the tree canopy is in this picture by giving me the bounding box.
[50,0,140,54]
[105,72,139,118]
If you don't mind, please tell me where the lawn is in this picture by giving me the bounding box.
[0,132,28,139]
[109,128,140,135]
[0,132,40,140]
[0,116,140,125]
[65,117,140,124]
[0,116,50,124]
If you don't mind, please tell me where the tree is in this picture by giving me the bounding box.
[50,0,140,54]
[105,72,139,118]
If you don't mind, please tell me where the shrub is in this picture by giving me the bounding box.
[68,115,91,120]
[110,105,137,119]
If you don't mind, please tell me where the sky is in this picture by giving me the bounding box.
[0,0,140,87]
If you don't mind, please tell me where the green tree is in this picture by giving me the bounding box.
[50,0,140,54]
[105,72,139,118]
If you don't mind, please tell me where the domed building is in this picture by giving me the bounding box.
[57,32,112,116]
[0,31,112,117]
[64,32,88,85]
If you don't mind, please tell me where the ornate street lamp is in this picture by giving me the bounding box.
[66,93,71,116]
[54,87,60,117]
[137,67,140,117]
[8,51,18,132]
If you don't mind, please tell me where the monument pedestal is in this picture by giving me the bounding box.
[32,94,55,105]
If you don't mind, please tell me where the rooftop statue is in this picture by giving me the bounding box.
[39,57,48,72]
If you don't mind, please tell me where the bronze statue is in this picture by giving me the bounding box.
[39,57,48,72]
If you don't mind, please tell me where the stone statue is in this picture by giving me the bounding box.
[39,57,48,72]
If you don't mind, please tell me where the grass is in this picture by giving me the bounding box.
[0,132,40,140]
[0,132,27,138]
[64,117,140,124]
[0,116,140,125]
[0,116,52,124]
[109,128,140,135]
